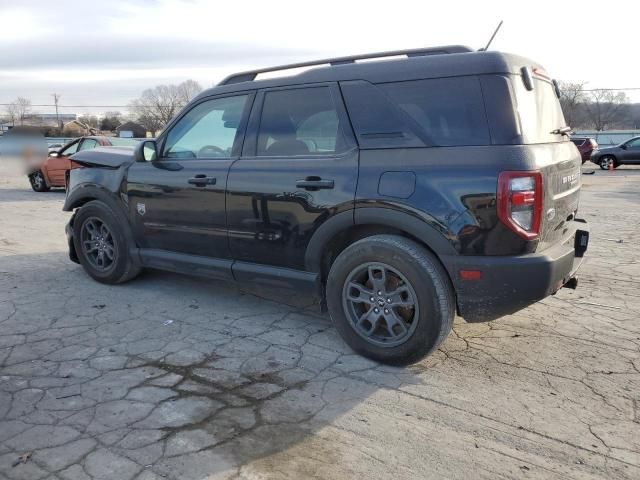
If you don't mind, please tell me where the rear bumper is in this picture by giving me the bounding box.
[444,221,589,322]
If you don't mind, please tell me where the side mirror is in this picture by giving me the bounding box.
[620,144,627,150]
[48,151,59,157]
[135,140,157,162]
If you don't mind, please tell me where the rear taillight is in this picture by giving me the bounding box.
[497,171,543,240]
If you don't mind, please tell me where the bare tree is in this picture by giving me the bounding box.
[4,102,18,126]
[100,111,123,132]
[15,97,32,125]
[78,115,99,128]
[177,79,203,104]
[129,80,203,132]
[558,81,587,128]
[584,90,630,131]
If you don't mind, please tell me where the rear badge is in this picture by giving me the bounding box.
[137,203,146,216]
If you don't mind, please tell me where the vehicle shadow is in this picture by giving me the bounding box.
[0,251,442,479]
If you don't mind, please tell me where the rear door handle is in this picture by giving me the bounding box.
[188,174,216,187]
[296,177,334,190]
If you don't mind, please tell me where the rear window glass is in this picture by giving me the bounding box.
[513,77,567,144]
[379,77,491,146]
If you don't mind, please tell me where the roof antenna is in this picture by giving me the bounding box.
[480,20,503,51]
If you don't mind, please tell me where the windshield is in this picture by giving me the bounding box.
[513,76,567,144]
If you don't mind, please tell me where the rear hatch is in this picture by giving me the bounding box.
[511,69,582,250]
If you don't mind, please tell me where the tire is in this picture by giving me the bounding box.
[73,200,141,284]
[29,171,50,192]
[599,155,617,170]
[326,235,455,365]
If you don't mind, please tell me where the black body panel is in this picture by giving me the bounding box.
[126,159,233,258]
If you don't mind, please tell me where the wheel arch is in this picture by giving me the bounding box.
[305,207,459,282]
[64,184,138,250]
[64,184,126,214]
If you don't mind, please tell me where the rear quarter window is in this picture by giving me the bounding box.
[379,77,491,147]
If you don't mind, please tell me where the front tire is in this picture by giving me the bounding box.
[326,235,455,365]
[29,171,50,192]
[73,200,141,284]
[599,156,617,170]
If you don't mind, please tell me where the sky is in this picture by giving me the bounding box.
[1,0,638,116]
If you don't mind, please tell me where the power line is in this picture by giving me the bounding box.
[0,104,136,108]
[2,88,640,109]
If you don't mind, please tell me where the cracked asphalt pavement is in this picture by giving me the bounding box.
[1,163,639,479]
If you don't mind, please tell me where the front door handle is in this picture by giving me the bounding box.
[296,177,335,190]
[188,174,216,187]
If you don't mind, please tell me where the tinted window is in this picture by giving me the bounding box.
[340,80,423,149]
[78,139,99,151]
[60,140,80,156]
[257,87,346,156]
[380,77,491,146]
[164,95,248,159]
[626,138,640,148]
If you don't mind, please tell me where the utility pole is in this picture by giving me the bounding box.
[52,93,61,129]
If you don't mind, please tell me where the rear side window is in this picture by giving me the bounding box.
[257,87,346,156]
[380,77,491,146]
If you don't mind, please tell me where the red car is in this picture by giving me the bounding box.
[28,136,138,191]
[570,137,598,164]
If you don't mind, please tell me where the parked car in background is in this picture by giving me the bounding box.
[29,136,139,191]
[570,137,598,164]
[63,46,589,364]
[591,136,640,170]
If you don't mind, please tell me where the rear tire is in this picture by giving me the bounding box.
[326,235,455,365]
[599,155,617,170]
[73,200,141,284]
[29,171,50,192]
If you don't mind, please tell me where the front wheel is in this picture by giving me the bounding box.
[72,200,141,284]
[599,156,617,170]
[29,171,50,192]
[326,235,455,365]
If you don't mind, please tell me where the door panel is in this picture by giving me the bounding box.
[47,139,79,185]
[126,159,233,258]
[126,93,253,260]
[226,84,358,270]
[623,139,640,164]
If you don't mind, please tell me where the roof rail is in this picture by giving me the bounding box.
[218,45,474,85]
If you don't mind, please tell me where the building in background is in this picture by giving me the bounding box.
[116,121,146,138]
[24,113,77,128]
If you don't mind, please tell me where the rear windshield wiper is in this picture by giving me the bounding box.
[550,126,572,136]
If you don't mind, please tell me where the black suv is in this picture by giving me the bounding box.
[63,46,589,364]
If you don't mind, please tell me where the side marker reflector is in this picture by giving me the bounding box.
[459,270,482,281]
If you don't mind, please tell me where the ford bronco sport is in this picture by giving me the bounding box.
[63,45,589,364]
